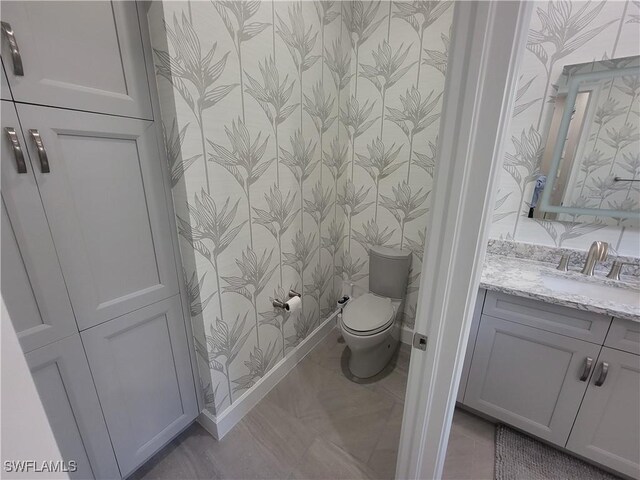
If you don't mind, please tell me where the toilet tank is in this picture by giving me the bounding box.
[369,246,412,299]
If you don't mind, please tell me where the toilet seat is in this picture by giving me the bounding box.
[341,293,395,336]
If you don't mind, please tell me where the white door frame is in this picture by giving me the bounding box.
[396,2,532,479]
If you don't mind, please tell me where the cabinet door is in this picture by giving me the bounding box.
[1,1,152,119]
[1,100,76,352]
[567,347,640,479]
[1,60,11,99]
[81,296,198,478]
[17,104,178,330]
[605,318,640,355]
[465,315,602,446]
[26,334,121,479]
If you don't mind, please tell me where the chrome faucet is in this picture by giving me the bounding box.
[606,260,628,281]
[580,241,609,276]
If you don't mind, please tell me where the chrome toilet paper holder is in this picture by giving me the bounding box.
[272,290,301,310]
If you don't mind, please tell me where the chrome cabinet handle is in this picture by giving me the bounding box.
[28,130,50,173]
[579,356,593,382]
[594,361,609,387]
[4,127,27,173]
[1,22,24,76]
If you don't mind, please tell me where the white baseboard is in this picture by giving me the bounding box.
[400,325,414,345]
[197,310,339,440]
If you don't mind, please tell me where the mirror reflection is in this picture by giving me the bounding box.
[533,56,640,226]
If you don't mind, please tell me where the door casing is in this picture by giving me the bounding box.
[396,2,533,478]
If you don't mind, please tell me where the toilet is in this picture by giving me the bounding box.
[339,246,412,378]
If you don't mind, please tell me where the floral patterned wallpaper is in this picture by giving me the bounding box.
[149,0,452,417]
[491,0,640,256]
[562,68,639,220]
[342,1,452,330]
[149,0,344,414]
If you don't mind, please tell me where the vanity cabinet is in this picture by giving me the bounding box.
[460,291,640,478]
[605,318,640,355]
[456,290,485,403]
[481,290,611,343]
[464,315,601,445]
[566,347,640,479]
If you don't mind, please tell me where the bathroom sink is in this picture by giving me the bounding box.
[541,274,640,307]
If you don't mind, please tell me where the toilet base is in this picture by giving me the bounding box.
[347,333,400,379]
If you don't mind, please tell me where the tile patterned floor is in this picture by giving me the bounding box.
[442,409,496,479]
[132,327,495,479]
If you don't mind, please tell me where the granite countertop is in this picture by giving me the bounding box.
[480,253,640,322]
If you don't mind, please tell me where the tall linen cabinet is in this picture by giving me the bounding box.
[1,2,198,478]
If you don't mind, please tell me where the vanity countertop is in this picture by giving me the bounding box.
[481,253,640,322]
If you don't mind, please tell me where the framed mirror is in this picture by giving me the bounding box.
[532,56,640,227]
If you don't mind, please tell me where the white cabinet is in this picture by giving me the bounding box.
[2,4,197,478]
[456,289,485,403]
[567,347,640,479]
[1,100,77,352]
[81,296,198,478]
[462,289,640,478]
[1,60,11,99]
[464,315,601,446]
[605,318,640,355]
[17,104,179,330]
[26,334,120,479]
[482,291,611,343]
[0,1,152,119]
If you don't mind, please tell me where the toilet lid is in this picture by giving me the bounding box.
[342,293,394,333]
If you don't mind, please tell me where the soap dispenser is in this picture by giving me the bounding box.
[528,175,547,218]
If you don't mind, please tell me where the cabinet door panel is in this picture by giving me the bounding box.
[1,60,11,100]
[605,318,640,355]
[26,334,121,479]
[465,315,601,446]
[483,291,611,344]
[1,100,76,352]
[1,1,152,119]
[81,296,197,478]
[2,202,42,333]
[567,347,640,479]
[457,289,485,403]
[17,104,178,330]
